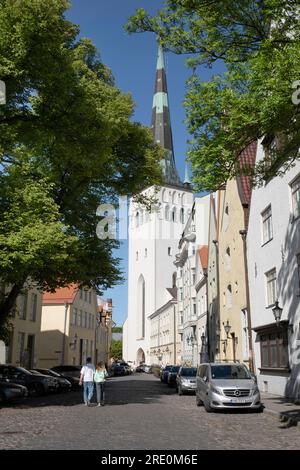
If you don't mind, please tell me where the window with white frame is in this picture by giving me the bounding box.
[261,205,273,244]
[265,268,277,307]
[291,175,300,219]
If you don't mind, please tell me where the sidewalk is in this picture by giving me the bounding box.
[261,393,300,427]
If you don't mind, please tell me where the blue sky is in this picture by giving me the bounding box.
[66,0,224,326]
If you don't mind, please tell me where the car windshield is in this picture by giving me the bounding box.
[211,365,251,379]
[181,368,197,377]
[16,367,31,375]
[171,366,180,373]
[164,366,173,371]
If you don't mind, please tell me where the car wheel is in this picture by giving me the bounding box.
[204,398,213,412]
[196,394,203,406]
[178,386,183,396]
[28,382,44,397]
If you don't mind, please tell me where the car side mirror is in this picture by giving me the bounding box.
[203,376,208,382]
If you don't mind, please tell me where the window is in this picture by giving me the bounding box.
[180,208,184,224]
[135,212,139,227]
[226,285,232,308]
[78,310,82,327]
[17,332,25,365]
[266,268,277,306]
[89,313,92,329]
[168,247,172,256]
[88,291,91,304]
[225,247,231,270]
[262,205,273,244]
[224,204,229,231]
[165,205,170,221]
[260,329,289,369]
[172,207,176,222]
[291,175,300,219]
[84,290,88,302]
[30,294,37,322]
[80,289,83,300]
[193,300,197,317]
[73,308,78,326]
[192,268,196,285]
[136,251,139,261]
[145,248,148,258]
[19,292,28,320]
[84,312,88,328]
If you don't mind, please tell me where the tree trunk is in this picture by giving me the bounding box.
[0,283,24,330]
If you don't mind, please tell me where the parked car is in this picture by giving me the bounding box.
[0,380,28,404]
[33,369,72,392]
[135,364,145,373]
[196,363,262,412]
[51,365,81,389]
[160,365,174,383]
[143,365,152,374]
[167,365,180,387]
[0,365,58,396]
[176,367,197,395]
[117,362,132,375]
[112,365,127,376]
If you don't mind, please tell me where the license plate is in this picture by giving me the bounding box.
[230,398,247,403]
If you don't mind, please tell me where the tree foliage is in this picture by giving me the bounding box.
[110,340,123,360]
[0,0,163,328]
[126,0,300,190]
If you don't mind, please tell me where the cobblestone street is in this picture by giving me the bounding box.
[0,374,300,450]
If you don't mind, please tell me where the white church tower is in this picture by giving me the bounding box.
[123,45,194,365]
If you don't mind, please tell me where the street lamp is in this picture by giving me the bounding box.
[223,320,231,338]
[272,301,283,326]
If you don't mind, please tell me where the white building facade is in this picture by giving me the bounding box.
[175,196,210,366]
[123,45,193,366]
[247,139,300,398]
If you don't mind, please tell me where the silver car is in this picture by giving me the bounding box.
[196,363,262,412]
[176,367,197,395]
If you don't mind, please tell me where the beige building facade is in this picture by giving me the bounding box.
[3,284,42,369]
[39,285,109,368]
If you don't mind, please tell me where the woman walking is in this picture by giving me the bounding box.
[94,362,108,407]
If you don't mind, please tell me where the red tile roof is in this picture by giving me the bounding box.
[43,284,79,305]
[198,245,208,270]
[237,141,258,207]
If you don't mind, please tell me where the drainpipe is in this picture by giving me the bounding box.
[62,302,69,365]
[239,229,255,373]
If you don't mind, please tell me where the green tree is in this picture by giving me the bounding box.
[126,1,300,190]
[111,340,123,360]
[0,0,163,329]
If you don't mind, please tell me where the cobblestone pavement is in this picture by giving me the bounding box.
[0,374,299,450]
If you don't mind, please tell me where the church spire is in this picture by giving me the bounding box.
[151,43,182,187]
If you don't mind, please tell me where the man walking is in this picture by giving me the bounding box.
[79,357,95,406]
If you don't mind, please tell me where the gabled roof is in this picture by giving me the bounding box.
[236,141,258,207]
[43,284,79,305]
[198,245,208,270]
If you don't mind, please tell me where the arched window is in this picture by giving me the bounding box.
[225,246,231,270]
[172,272,177,288]
[172,207,176,222]
[137,274,145,339]
[168,247,172,256]
[162,189,168,203]
[165,205,170,221]
[226,284,232,308]
[172,191,176,204]
[180,208,184,224]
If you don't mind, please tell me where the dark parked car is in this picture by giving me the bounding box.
[112,365,126,376]
[135,365,145,373]
[51,365,81,389]
[176,367,197,395]
[0,365,58,396]
[167,365,180,387]
[33,369,72,392]
[0,380,28,404]
[161,365,174,383]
